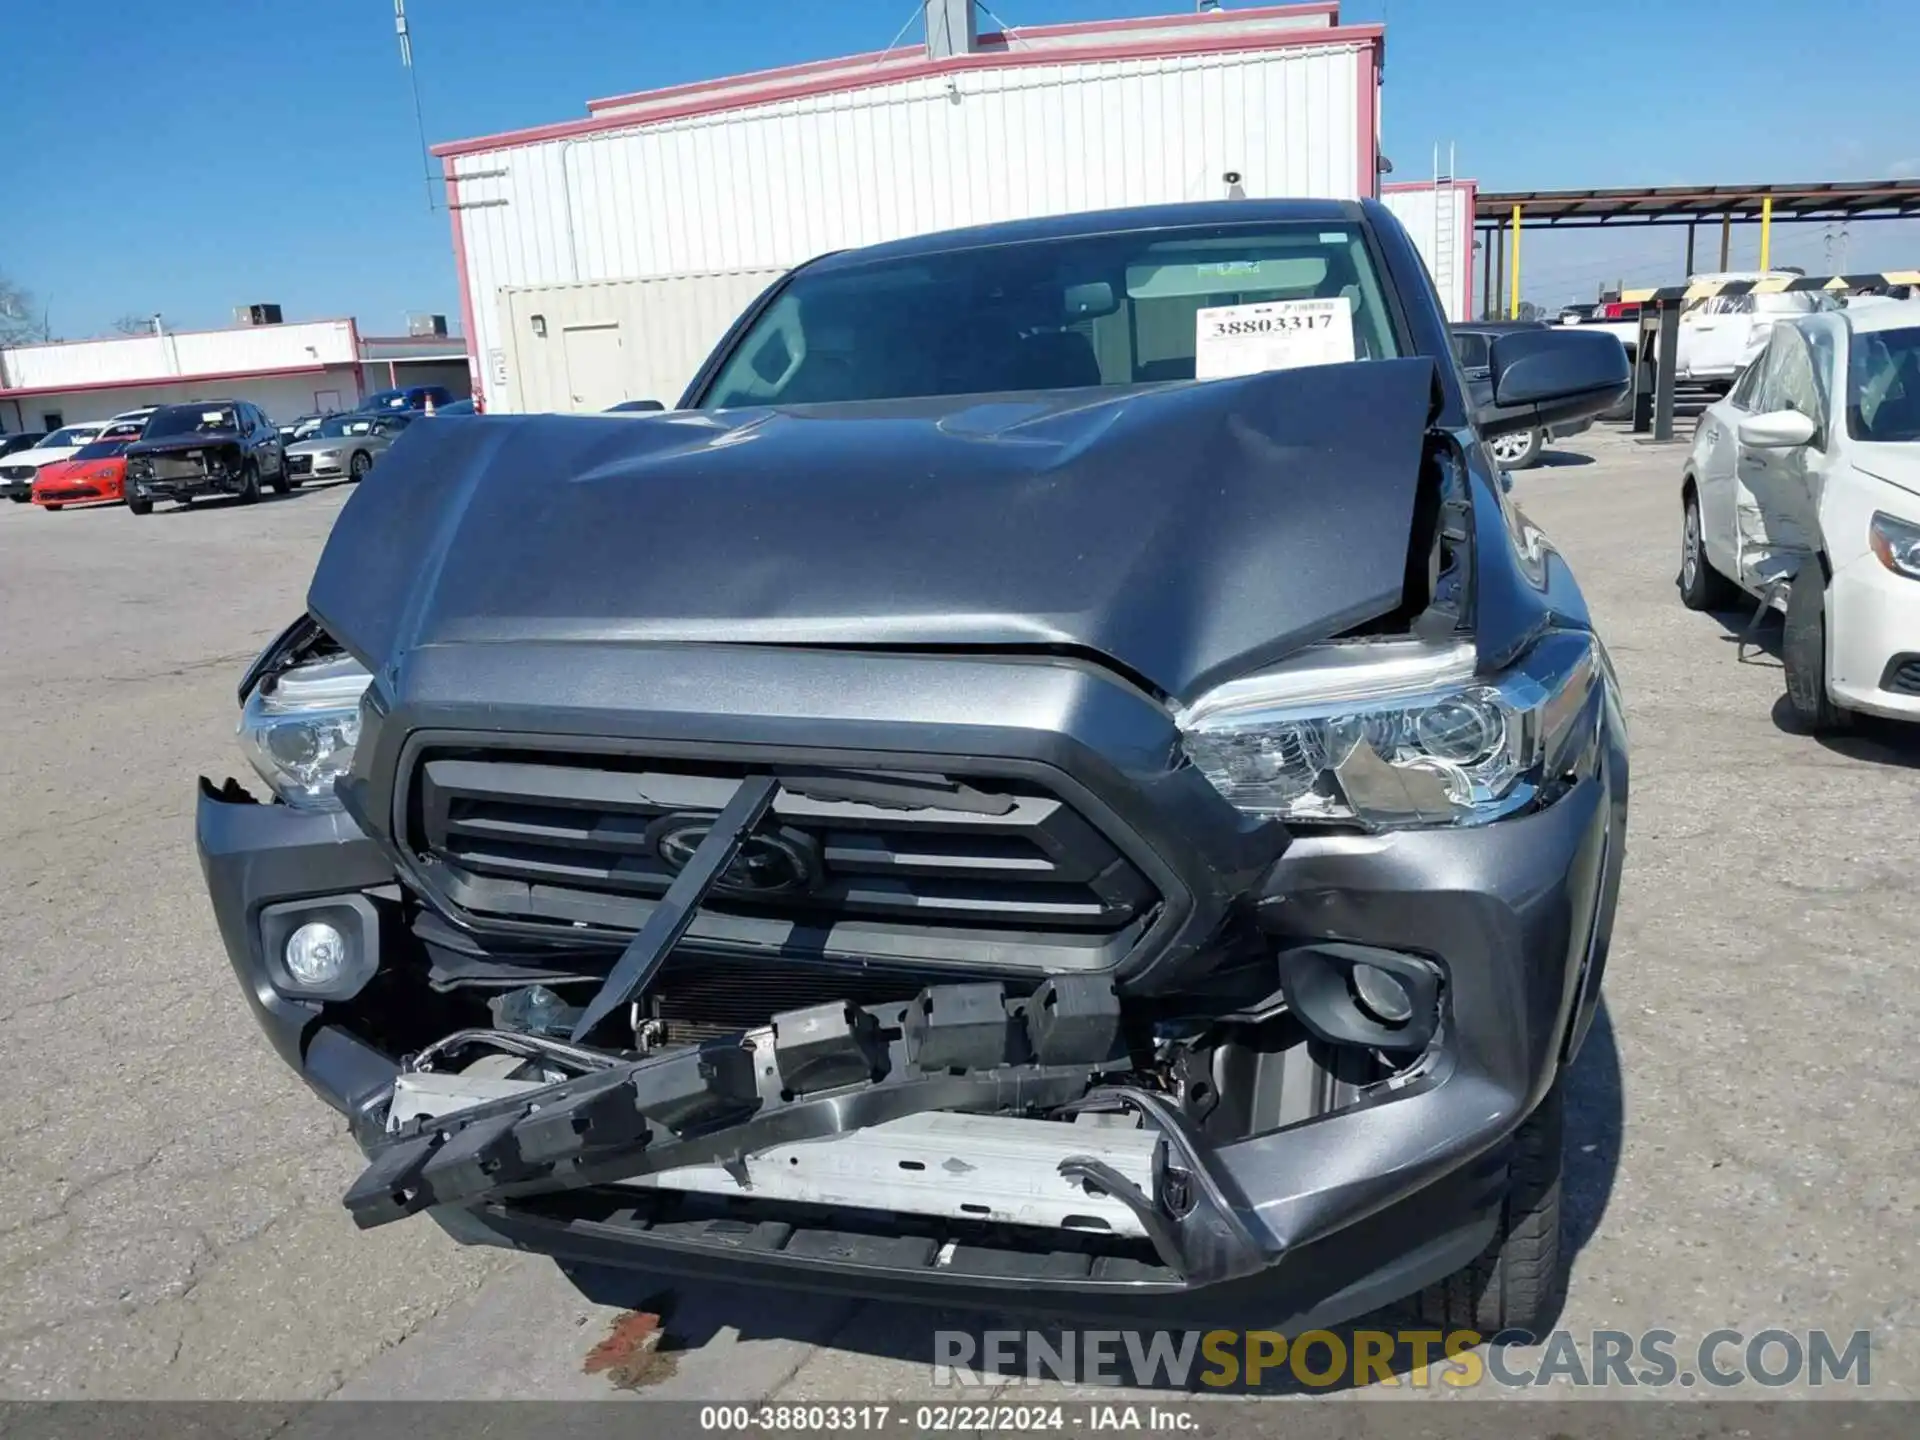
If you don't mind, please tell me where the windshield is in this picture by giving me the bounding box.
[41,427,100,448]
[72,439,132,461]
[1849,325,1920,443]
[146,406,238,438]
[698,220,1401,408]
[314,415,378,439]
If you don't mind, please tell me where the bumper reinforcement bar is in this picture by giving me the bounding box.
[343,978,1278,1286]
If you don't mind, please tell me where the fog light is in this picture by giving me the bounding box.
[286,921,348,987]
[1349,962,1414,1026]
[1277,943,1443,1054]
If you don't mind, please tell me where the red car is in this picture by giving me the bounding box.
[31,421,145,510]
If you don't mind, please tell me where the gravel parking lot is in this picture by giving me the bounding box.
[2,430,1916,1405]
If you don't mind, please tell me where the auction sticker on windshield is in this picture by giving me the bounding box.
[1194,297,1354,379]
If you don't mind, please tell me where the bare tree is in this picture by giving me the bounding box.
[0,274,50,345]
[110,313,158,336]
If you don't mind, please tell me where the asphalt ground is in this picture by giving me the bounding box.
[2,427,1916,1411]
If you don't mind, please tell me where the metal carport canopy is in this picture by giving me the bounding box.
[1472,178,1920,228]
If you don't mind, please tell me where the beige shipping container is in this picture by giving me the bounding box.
[496,268,785,414]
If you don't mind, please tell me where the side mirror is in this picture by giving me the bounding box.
[1736,409,1817,449]
[607,399,666,413]
[1474,328,1629,440]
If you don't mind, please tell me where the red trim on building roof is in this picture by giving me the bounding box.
[586,46,908,114]
[583,4,1341,115]
[437,22,1385,159]
[1460,179,1478,320]
[1355,44,1376,199]
[988,2,1338,42]
[0,362,340,401]
[444,156,484,398]
[1380,178,1482,194]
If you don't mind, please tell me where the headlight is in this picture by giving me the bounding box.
[238,654,372,808]
[1869,512,1920,580]
[1177,631,1602,829]
[312,450,339,463]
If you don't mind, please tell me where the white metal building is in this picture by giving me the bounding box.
[1380,175,1478,323]
[435,1,1388,413]
[0,320,471,435]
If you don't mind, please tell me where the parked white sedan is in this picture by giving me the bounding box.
[1679,304,1920,730]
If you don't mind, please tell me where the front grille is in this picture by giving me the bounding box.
[286,454,313,475]
[1882,655,1920,696]
[405,748,1159,961]
[0,465,34,482]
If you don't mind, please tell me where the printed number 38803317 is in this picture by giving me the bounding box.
[1212,313,1333,336]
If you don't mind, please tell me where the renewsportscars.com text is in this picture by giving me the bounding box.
[932,1328,1872,1390]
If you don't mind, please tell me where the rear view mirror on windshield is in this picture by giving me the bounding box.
[1061,281,1116,319]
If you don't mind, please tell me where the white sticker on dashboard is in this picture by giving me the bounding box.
[1193,297,1355,379]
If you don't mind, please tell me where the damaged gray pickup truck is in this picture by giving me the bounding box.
[198,199,1630,1336]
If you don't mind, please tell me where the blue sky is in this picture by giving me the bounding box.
[3,0,1914,337]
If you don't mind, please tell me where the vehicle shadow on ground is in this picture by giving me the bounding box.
[1769,694,1920,769]
[1533,449,1596,469]
[146,480,351,516]
[565,1004,1624,1397]
[1705,603,1783,666]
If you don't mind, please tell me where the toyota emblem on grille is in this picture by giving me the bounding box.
[650,815,821,895]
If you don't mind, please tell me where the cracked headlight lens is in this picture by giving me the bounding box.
[1177,632,1601,828]
[238,654,372,809]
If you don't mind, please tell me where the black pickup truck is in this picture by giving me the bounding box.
[124,400,288,514]
[197,199,1628,1335]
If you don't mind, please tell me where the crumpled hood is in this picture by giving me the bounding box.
[126,430,244,458]
[308,360,1438,703]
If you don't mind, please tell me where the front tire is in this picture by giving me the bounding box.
[237,462,261,505]
[1678,488,1739,610]
[7,492,27,504]
[1489,428,1543,471]
[43,503,63,512]
[1415,1081,1566,1336]
[349,450,372,481]
[269,460,292,495]
[1783,563,1853,733]
[126,497,152,516]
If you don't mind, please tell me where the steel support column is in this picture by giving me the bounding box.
[1509,204,1522,318]
[1652,302,1681,443]
[1493,223,1505,319]
[1481,229,1495,319]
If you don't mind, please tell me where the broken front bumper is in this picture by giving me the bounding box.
[197,690,1624,1325]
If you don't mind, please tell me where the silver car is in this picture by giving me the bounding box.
[283,412,412,484]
